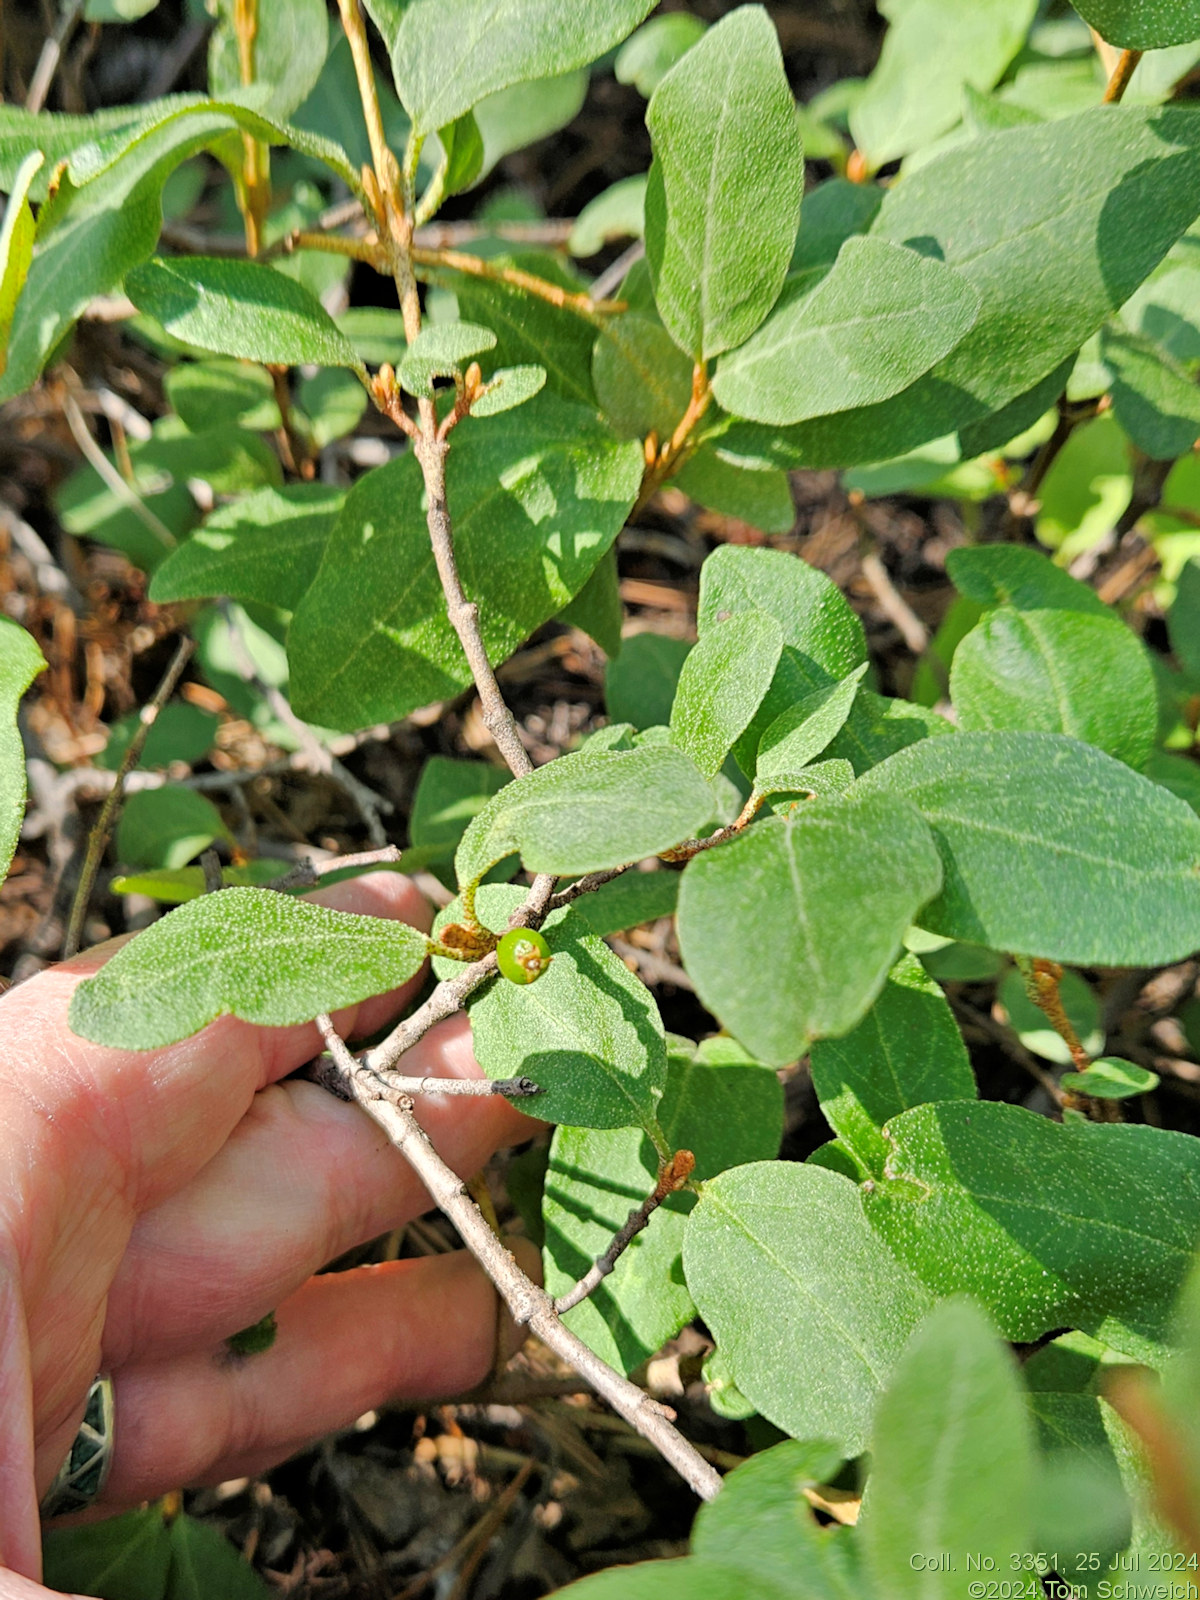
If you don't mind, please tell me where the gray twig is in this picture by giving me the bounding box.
[316,1018,722,1502]
[414,432,533,779]
[62,636,195,958]
[554,1151,695,1315]
[61,387,178,554]
[25,0,84,112]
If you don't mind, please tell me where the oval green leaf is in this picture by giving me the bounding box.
[855,729,1200,966]
[683,1162,933,1453]
[68,887,429,1049]
[676,793,943,1067]
[125,256,365,371]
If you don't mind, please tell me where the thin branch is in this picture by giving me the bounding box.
[317,1021,722,1502]
[1002,394,1104,533]
[334,0,397,223]
[25,0,84,112]
[659,791,765,863]
[590,240,646,303]
[951,996,1066,1108]
[860,550,928,656]
[414,432,533,777]
[633,362,713,517]
[548,865,635,911]
[63,636,195,958]
[61,388,178,554]
[362,871,559,1076]
[554,1151,695,1314]
[391,1458,536,1600]
[1102,46,1144,103]
[412,247,621,321]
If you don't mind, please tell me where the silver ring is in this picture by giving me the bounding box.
[39,1374,115,1519]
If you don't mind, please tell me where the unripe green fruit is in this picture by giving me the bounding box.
[496,927,552,985]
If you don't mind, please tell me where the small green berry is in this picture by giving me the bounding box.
[496,927,552,985]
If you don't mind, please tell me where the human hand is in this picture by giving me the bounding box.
[0,873,536,1596]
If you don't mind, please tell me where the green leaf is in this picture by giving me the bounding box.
[605,634,691,730]
[149,484,341,612]
[1171,556,1200,681]
[789,177,885,283]
[1036,413,1134,559]
[1146,749,1200,816]
[713,237,980,427]
[556,1559,792,1600]
[436,110,485,200]
[0,109,228,401]
[825,689,956,776]
[1024,1334,1154,1583]
[645,5,803,360]
[863,1100,1200,1358]
[569,868,679,939]
[569,175,647,258]
[370,0,656,135]
[125,257,365,372]
[809,953,974,1179]
[168,1515,271,1600]
[691,1441,852,1596]
[296,366,368,448]
[753,664,868,788]
[410,757,510,867]
[164,360,280,434]
[856,729,1200,965]
[471,363,546,418]
[456,745,714,886]
[111,860,293,905]
[676,793,943,1067]
[950,601,1157,771]
[592,313,694,441]
[542,1037,782,1369]
[697,545,867,774]
[1069,0,1200,50]
[673,446,794,536]
[98,702,219,773]
[724,106,1200,469]
[471,71,589,177]
[69,886,429,1050]
[436,886,665,1130]
[684,1162,933,1452]
[557,546,622,657]
[43,1508,171,1600]
[764,757,856,809]
[116,787,233,870]
[669,612,784,778]
[0,617,46,881]
[86,0,162,19]
[1102,325,1200,460]
[998,967,1104,1066]
[860,1299,1035,1599]
[850,0,1039,171]
[452,255,598,406]
[288,396,642,729]
[0,149,41,380]
[335,305,407,368]
[615,13,708,98]
[1062,1058,1160,1100]
[397,319,497,396]
[946,544,1110,614]
[208,0,328,120]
